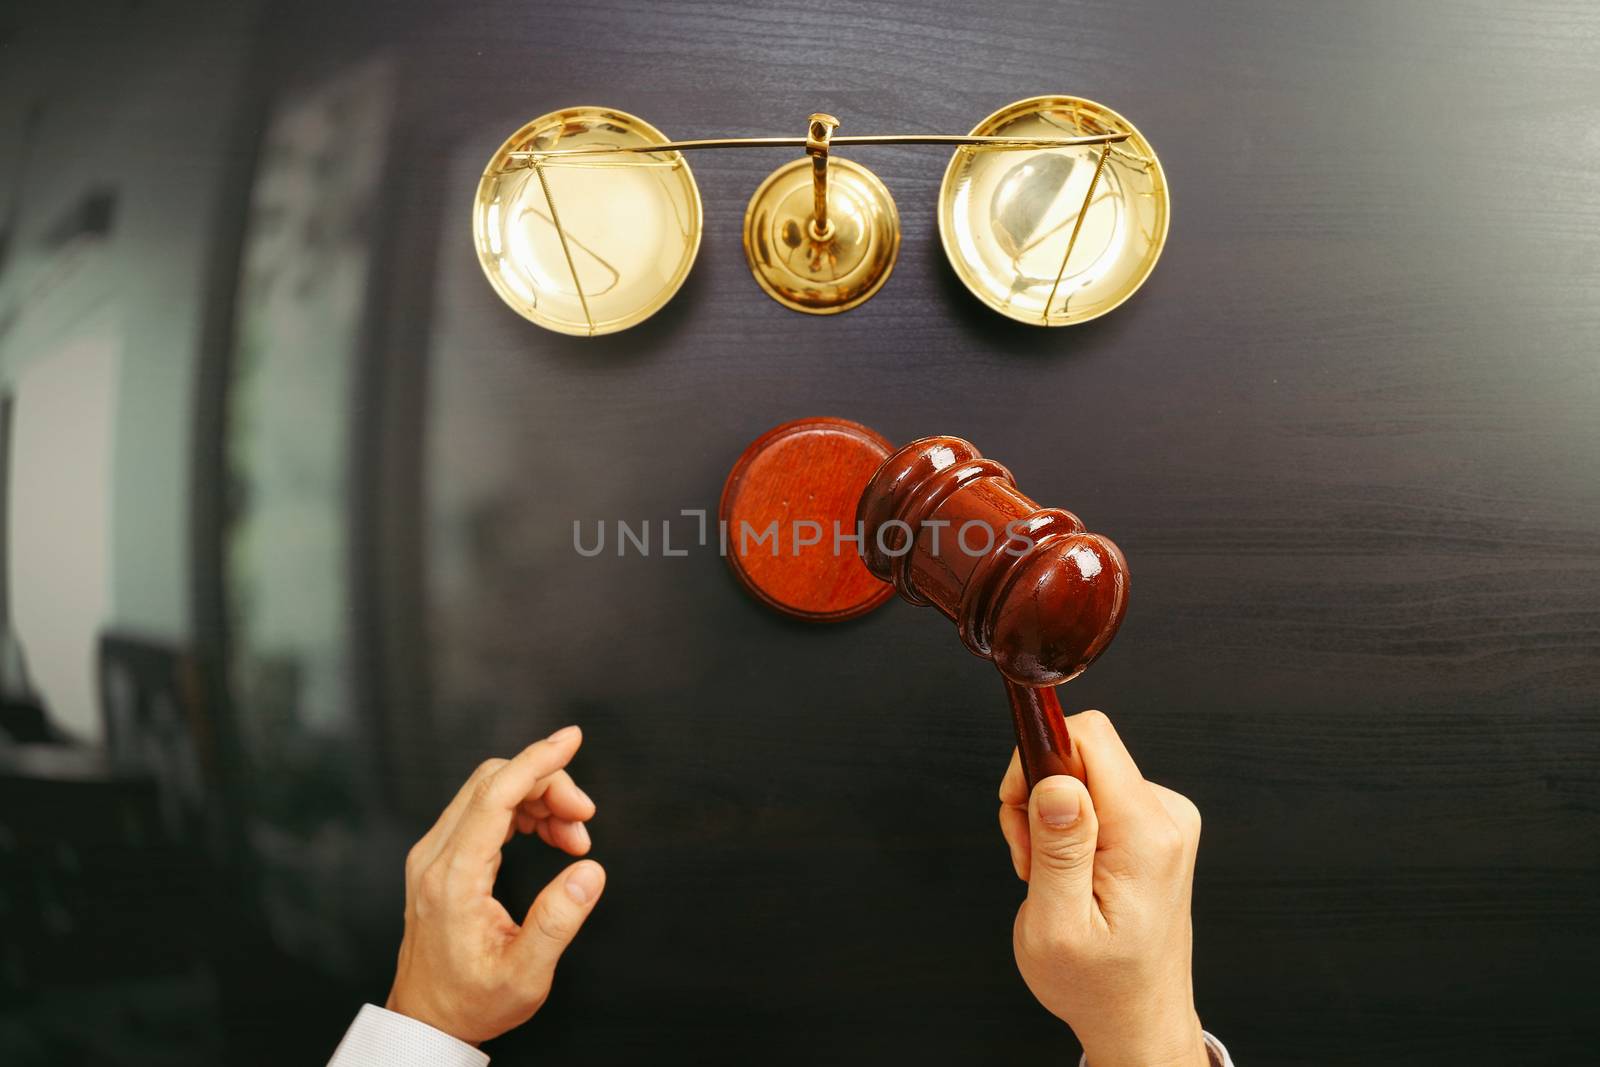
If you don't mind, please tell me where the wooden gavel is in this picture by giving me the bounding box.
[856,436,1129,787]
[722,419,1129,789]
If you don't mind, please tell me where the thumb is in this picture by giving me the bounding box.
[515,859,606,980]
[1025,775,1099,918]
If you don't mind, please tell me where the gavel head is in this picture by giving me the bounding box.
[856,436,1129,687]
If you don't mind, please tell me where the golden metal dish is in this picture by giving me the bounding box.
[938,96,1169,326]
[473,107,703,336]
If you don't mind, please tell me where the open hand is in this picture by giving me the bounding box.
[386,726,603,1045]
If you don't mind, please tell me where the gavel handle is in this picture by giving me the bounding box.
[1003,677,1085,789]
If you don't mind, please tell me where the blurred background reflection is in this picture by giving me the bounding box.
[0,3,444,1060]
[4,0,733,1053]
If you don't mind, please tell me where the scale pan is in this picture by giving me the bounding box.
[938,96,1169,327]
[474,107,703,336]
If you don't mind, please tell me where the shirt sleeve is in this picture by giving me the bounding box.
[1077,1030,1234,1067]
[327,1004,491,1067]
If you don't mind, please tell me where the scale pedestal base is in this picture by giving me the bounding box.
[742,158,900,315]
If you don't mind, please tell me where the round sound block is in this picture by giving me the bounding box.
[720,417,895,622]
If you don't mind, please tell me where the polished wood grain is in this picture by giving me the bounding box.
[856,434,1128,785]
[859,436,1129,686]
[1005,680,1081,786]
[720,416,895,621]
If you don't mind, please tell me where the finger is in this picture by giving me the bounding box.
[507,806,543,843]
[999,748,1028,808]
[1024,774,1100,927]
[999,803,1031,881]
[414,757,509,870]
[448,726,584,866]
[514,859,606,983]
[511,787,595,847]
[534,817,592,856]
[516,770,596,823]
[1063,710,1166,848]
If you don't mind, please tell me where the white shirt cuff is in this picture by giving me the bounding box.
[1078,1030,1234,1067]
[327,1003,490,1067]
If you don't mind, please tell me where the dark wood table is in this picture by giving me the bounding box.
[371,2,1600,1063]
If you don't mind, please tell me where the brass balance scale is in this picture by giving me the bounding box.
[472,96,1169,336]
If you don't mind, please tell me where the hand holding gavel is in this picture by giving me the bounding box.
[857,435,1209,1065]
[998,714,1210,1067]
